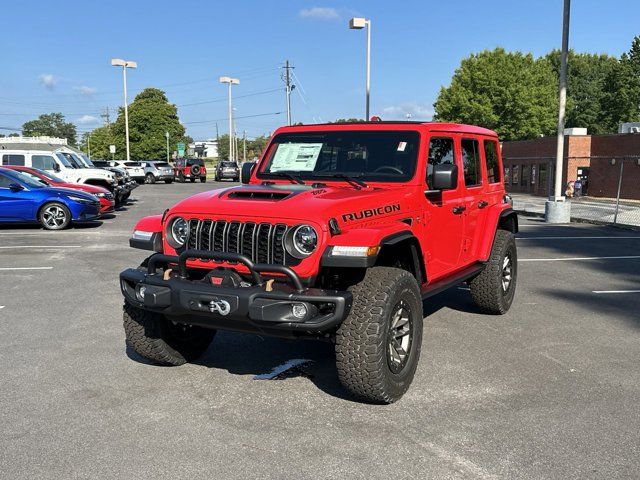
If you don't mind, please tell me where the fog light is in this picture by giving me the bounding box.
[136,284,146,302]
[291,303,308,319]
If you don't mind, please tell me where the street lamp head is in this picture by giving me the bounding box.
[111,58,137,68]
[349,17,367,29]
[219,76,240,85]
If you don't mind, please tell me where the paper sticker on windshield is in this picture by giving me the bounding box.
[397,141,407,152]
[270,143,322,172]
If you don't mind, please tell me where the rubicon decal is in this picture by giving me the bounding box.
[342,204,401,222]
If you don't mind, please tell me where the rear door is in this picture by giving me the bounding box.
[421,134,466,280]
[459,137,487,264]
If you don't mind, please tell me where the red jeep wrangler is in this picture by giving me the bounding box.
[121,122,518,403]
[174,158,207,183]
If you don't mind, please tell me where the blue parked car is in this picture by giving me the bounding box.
[0,167,101,230]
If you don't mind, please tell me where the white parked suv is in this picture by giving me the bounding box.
[112,161,146,184]
[0,148,117,193]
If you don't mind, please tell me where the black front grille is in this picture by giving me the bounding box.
[187,219,291,265]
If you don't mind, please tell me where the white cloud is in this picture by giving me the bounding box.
[39,74,57,90]
[76,115,99,125]
[381,102,434,120]
[299,7,340,20]
[74,86,97,96]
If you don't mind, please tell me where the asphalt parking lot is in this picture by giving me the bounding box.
[1,181,639,479]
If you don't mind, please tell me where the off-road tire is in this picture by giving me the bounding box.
[335,267,423,404]
[178,172,185,183]
[123,302,216,365]
[200,177,206,183]
[469,229,517,314]
[190,177,196,183]
[145,173,156,184]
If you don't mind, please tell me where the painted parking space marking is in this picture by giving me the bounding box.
[519,255,640,262]
[0,306,4,309]
[0,245,82,249]
[0,267,53,271]
[592,290,640,294]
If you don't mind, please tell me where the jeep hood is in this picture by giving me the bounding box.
[170,183,412,226]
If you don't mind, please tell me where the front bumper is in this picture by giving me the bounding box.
[99,198,116,214]
[119,250,352,337]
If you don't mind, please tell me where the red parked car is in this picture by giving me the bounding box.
[120,121,518,403]
[4,166,115,214]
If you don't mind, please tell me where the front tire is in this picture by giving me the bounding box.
[178,172,185,183]
[123,302,216,365]
[39,202,71,230]
[335,267,423,404]
[200,177,206,183]
[469,229,517,314]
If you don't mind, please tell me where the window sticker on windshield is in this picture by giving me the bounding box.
[270,143,322,172]
[397,141,407,152]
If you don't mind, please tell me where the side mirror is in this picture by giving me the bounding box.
[428,164,458,192]
[53,163,61,172]
[241,162,256,184]
[9,183,23,192]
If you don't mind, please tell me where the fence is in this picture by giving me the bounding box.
[503,156,640,227]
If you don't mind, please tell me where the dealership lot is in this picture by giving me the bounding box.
[1,182,639,479]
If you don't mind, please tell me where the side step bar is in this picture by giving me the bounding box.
[421,263,485,300]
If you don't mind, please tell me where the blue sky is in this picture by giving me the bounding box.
[1,0,639,140]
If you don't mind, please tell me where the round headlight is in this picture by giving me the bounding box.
[168,217,188,248]
[290,225,317,257]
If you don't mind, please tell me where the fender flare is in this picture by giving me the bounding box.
[478,207,518,261]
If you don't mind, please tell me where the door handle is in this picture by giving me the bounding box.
[452,205,466,214]
[478,200,489,209]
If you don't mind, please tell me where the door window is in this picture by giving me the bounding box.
[483,140,500,184]
[461,139,481,187]
[426,137,455,188]
[2,154,25,166]
[32,155,57,170]
[0,172,14,188]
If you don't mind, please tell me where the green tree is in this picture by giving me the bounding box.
[547,50,618,134]
[111,88,188,160]
[80,125,115,160]
[217,134,269,162]
[22,113,77,144]
[433,48,558,140]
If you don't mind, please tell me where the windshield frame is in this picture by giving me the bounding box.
[55,152,75,168]
[256,130,421,184]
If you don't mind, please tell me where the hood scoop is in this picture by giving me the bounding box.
[226,190,292,201]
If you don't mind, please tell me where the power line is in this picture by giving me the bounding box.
[177,88,281,108]
[182,111,282,125]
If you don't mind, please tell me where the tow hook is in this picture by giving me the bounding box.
[208,298,231,316]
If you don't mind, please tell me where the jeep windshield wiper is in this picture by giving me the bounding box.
[311,173,368,189]
[262,171,305,185]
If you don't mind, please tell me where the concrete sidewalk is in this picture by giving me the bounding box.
[511,193,640,227]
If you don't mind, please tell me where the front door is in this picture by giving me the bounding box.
[0,173,33,221]
[421,135,466,281]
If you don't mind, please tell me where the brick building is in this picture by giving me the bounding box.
[502,133,640,200]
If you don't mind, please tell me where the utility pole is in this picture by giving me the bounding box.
[283,60,295,125]
[87,133,91,159]
[546,0,572,223]
[101,106,111,126]
[243,130,247,163]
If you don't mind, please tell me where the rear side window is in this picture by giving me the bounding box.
[32,155,56,170]
[483,140,500,183]
[2,154,25,166]
[426,137,455,188]
[461,139,481,187]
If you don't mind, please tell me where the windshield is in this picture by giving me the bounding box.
[34,168,65,183]
[79,153,96,168]
[55,152,74,168]
[258,131,420,183]
[59,152,84,169]
[20,171,50,186]
[10,170,47,189]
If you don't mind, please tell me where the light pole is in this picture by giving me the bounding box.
[546,0,572,223]
[111,58,137,161]
[349,17,371,120]
[165,131,170,162]
[87,133,91,159]
[219,76,239,161]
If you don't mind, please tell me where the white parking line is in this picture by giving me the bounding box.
[0,245,82,249]
[517,236,640,240]
[519,255,640,262]
[0,267,53,271]
[0,306,4,309]
[592,290,640,294]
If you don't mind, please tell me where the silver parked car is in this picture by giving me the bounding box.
[141,161,174,184]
